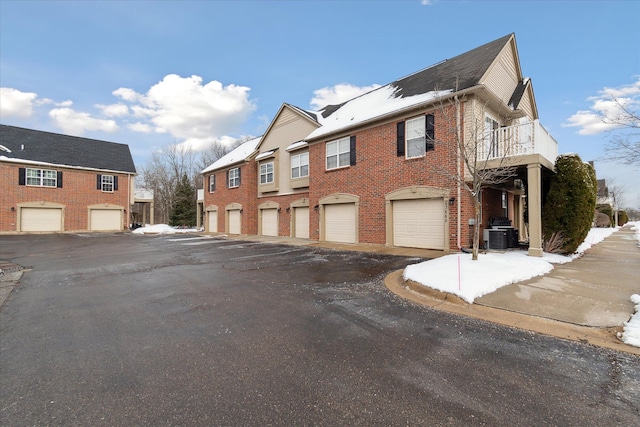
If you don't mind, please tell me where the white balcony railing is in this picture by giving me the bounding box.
[480,119,558,165]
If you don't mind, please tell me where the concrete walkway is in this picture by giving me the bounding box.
[475,225,640,327]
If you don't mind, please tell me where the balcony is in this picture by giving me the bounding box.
[480,119,558,168]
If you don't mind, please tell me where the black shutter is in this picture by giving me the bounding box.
[226,170,229,188]
[426,114,435,152]
[57,171,63,188]
[396,122,405,156]
[18,168,26,185]
[97,174,102,190]
[114,176,118,191]
[237,167,241,186]
[350,136,356,166]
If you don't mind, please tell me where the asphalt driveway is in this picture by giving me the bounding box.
[1,233,639,425]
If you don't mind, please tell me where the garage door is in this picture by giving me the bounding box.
[294,207,309,239]
[325,203,356,244]
[90,209,122,231]
[228,210,241,234]
[393,198,444,250]
[261,209,278,236]
[20,207,63,232]
[208,211,218,233]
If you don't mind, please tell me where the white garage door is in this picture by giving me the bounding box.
[325,203,356,244]
[208,211,218,233]
[261,209,278,236]
[90,209,122,231]
[20,208,63,232]
[228,210,241,234]
[393,198,444,250]
[294,207,309,239]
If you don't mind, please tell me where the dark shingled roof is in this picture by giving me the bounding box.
[0,125,137,173]
[508,79,528,109]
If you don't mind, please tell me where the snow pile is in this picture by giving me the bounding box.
[404,227,619,304]
[620,294,640,347]
[132,224,199,235]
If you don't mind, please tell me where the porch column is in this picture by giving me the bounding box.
[197,202,202,229]
[527,163,543,257]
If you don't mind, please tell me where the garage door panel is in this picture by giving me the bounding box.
[261,209,278,236]
[21,208,63,232]
[90,209,122,231]
[208,211,218,233]
[294,207,309,239]
[393,199,444,250]
[325,203,356,244]
[228,210,241,234]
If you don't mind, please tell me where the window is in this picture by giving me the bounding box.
[397,114,434,157]
[26,168,57,187]
[101,175,114,192]
[291,152,309,178]
[260,162,274,184]
[326,137,351,170]
[228,167,240,188]
[406,117,426,158]
[209,175,216,193]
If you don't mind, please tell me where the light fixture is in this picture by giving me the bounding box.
[448,197,456,206]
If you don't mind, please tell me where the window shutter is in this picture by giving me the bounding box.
[19,168,26,185]
[57,171,63,188]
[114,176,118,191]
[237,167,241,186]
[350,136,356,166]
[426,114,435,152]
[226,170,229,188]
[396,122,405,156]
[97,174,102,190]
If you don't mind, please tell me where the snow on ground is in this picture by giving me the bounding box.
[132,224,199,235]
[404,222,640,347]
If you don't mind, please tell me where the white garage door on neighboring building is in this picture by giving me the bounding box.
[393,198,445,250]
[20,207,63,232]
[324,203,356,244]
[228,210,241,234]
[208,211,218,233]
[293,207,309,239]
[90,209,122,231]
[261,208,278,236]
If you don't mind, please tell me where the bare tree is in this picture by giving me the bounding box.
[600,99,640,166]
[432,95,519,260]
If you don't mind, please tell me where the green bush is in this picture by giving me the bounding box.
[542,154,596,254]
[596,203,613,226]
[618,210,628,226]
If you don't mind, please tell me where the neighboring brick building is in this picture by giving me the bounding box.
[0,125,137,233]
[202,34,558,256]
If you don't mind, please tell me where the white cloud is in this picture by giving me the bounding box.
[310,83,381,110]
[113,74,256,148]
[96,103,129,117]
[49,107,118,135]
[127,122,153,133]
[564,78,640,135]
[421,0,435,5]
[0,87,38,118]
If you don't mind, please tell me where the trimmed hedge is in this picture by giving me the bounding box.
[542,154,597,254]
[618,210,628,226]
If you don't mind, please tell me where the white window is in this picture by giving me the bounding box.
[26,168,57,187]
[291,152,309,178]
[228,168,240,188]
[209,175,216,193]
[406,117,426,159]
[326,137,350,170]
[101,175,114,192]
[260,162,274,184]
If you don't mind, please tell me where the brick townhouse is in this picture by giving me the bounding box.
[203,33,558,256]
[0,125,137,233]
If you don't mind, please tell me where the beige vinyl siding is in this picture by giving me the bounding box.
[483,43,519,104]
[517,88,535,120]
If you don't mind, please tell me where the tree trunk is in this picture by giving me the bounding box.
[472,199,482,260]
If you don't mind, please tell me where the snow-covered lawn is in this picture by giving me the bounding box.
[132,224,200,234]
[404,222,640,347]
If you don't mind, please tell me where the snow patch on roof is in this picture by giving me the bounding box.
[201,136,262,173]
[307,86,452,140]
[255,149,276,161]
[286,140,308,151]
[0,155,136,175]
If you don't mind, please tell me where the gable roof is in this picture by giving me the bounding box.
[307,34,514,141]
[0,125,136,173]
[201,136,262,174]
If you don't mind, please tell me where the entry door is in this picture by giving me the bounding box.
[324,203,356,244]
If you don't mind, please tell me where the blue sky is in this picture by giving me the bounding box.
[1,0,639,207]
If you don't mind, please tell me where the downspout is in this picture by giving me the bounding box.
[455,95,462,250]
[127,173,131,229]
